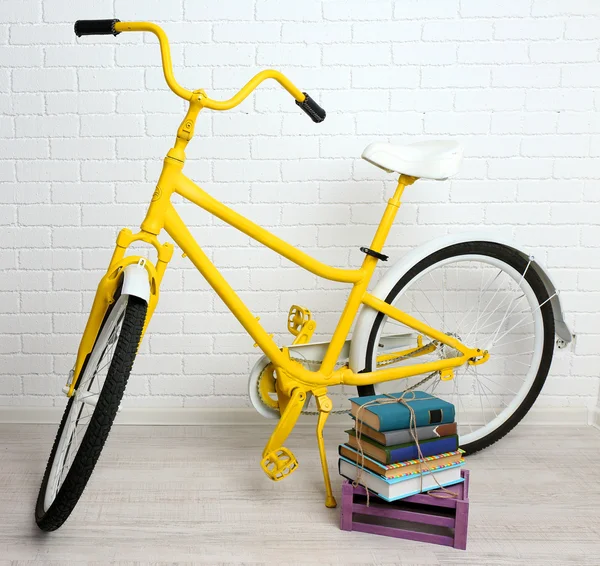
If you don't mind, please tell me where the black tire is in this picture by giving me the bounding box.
[359,241,555,456]
[35,295,147,532]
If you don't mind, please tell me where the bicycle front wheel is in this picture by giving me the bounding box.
[35,294,147,531]
[359,242,555,455]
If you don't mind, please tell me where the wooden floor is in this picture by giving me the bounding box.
[1,423,599,565]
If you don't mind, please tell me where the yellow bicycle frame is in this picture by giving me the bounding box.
[67,21,484,508]
[70,162,480,396]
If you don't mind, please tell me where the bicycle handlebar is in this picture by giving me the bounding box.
[73,20,326,123]
[74,19,121,36]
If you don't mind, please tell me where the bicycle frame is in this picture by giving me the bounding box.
[69,152,479,397]
[69,109,480,402]
[166,169,480,379]
[66,19,484,508]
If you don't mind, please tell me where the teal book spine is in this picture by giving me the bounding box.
[349,390,455,432]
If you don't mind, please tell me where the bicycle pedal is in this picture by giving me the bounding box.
[261,447,298,481]
[287,305,317,345]
[287,305,311,336]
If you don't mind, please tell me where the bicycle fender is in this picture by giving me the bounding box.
[122,262,151,303]
[349,230,572,373]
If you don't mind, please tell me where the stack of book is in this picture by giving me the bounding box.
[338,390,465,502]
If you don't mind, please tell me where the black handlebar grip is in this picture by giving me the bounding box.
[295,93,326,123]
[74,19,121,37]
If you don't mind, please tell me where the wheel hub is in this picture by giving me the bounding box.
[438,332,462,360]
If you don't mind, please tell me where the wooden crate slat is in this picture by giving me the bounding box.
[352,502,455,528]
[350,476,467,509]
[351,522,455,548]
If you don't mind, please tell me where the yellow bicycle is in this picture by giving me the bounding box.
[35,20,572,531]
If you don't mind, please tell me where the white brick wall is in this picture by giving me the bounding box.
[1,0,599,412]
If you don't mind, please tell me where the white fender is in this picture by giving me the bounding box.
[349,231,573,372]
[121,262,151,303]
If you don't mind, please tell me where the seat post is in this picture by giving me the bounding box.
[369,174,418,253]
[392,174,417,204]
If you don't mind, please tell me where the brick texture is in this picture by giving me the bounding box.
[1,1,599,410]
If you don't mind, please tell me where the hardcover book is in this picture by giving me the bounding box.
[353,419,457,446]
[338,457,465,502]
[338,444,464,479]
[346,430,459,465]
[348,390,455,432]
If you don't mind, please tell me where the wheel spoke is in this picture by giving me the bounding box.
[491,350,534,359]
[501,368,528,382]
[455,378,473,433]
[473,371,500,418]
[488,293,527,347]
[491,292,555,347]
[505,358,533,368]
[493,335,535,348]
[418,287,450,330]
[489,259,531,344]
[428,270,461,330]
[455,265,488,337]
[474,367,487,428]
[463,289,514,343]
[467,297,526,337]
[400,292,435,329]
[464,269,504,333]
[476,373,520,397]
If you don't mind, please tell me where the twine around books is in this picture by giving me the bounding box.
[352,391,460,506]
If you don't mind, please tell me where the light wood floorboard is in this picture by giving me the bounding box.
[1,423,599,565]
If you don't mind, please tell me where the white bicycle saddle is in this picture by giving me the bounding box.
[362,140,463,180]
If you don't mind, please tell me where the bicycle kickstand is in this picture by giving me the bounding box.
[315,391,337,508]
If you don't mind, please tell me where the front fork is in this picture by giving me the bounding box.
[66,228,173,396]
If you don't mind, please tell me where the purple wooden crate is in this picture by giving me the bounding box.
[340,469,470,550]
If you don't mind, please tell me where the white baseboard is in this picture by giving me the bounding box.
[590,406,600,431]
[0,406,593,426]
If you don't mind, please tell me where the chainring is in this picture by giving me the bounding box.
[257,363,279,411]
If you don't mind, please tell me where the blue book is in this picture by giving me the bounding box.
[347,429,459,464]
[349,390,455,432]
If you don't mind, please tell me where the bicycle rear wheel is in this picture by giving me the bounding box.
[35,294,147,531]
[359,242,555,455]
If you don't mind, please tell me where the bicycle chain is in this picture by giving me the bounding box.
[256,341,440,416]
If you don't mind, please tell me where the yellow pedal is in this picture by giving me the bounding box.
[287,305,317,345]
[287,305,311,336]
[261,447,298,481]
